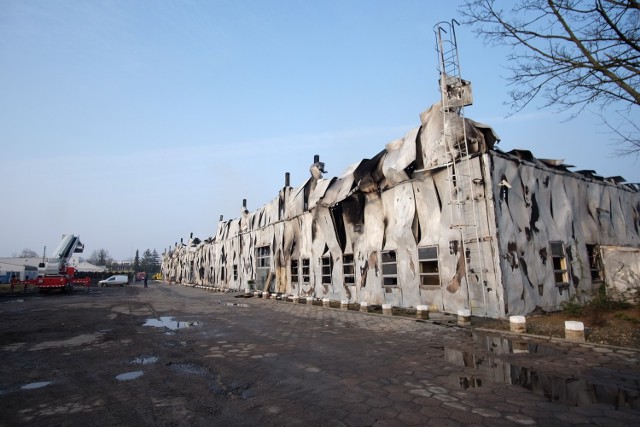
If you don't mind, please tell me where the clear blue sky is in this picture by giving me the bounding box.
[1,0,638,261]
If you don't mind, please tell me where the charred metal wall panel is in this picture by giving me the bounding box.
[162,105,639,319]
[490,153,640,315]
[162,156,505,315]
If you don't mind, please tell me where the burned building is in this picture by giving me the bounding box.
[161,99,640,318]
[162,24,640,319]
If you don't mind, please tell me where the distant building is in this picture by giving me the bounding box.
[67,257,107,273]
[0,258,38,283]
[108,261,133,272]
[0,256,105,283]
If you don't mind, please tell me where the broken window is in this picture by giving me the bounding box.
[302,258,310,284]
[550,242,568,285]
[343,254,355,285]
[256,246,270,268]
[418,246,440,289]
[586,244,603,283]
[381,250,398,286]
[291,259,299,285]
[233,264,238,281]
[321,255,332,284]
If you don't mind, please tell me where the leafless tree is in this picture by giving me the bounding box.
[460,0,640,153]
[17,248,38,258]
[88,249,113,266]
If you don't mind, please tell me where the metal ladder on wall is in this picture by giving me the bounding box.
[434,21,487,314]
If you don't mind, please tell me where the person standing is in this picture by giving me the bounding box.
[144,272,148,288]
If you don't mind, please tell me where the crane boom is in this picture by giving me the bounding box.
[35,234,89,292]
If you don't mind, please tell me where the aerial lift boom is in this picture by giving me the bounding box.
[34,234,90,292]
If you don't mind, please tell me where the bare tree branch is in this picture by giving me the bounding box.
[460,0,640,152]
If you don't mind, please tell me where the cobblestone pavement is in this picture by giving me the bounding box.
[1,283,639,426]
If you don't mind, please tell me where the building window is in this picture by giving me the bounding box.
[291,259,299,285]
[418,246,439,288]
[550,242,568,285]
[220,265,226,282]
[381,250,398,286]
[302,258,310,283]
[586,244,603,283]
[256,246,270,268]
[343,254,355,285]
[321,255,332,284]
[233,264,238,281]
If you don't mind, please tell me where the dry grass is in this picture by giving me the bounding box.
[473,304,640,349]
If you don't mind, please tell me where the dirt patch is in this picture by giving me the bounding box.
[472,305,640,349]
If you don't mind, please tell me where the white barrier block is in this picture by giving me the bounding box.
[509,315,527,333]
[457,309,471,326]
[416,305,430,320]
[565,321,585,342]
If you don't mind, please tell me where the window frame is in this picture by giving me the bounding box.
[550,241,569,286]
[381,250,398,287]
[343,254,355,285]
[418,246,440,289]
[301,258,310,284]
[256,246,270,268]
[291,259,299,285]
[321,255,333,284]
[586,244,603,283]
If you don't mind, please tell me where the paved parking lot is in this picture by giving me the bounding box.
[1,283,639,426]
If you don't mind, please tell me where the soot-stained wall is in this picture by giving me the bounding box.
[490,151,640,315]
[162,104,640,318]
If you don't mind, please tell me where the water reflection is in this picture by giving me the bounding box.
[115,371,144,381]
[472,333,566,356]
[143,317,199,330]
[21,381,52,390]
[445,335,638,409]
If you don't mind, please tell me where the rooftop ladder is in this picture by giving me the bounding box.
[434,20,487,314]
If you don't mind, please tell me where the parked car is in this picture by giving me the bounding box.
[98,275,129,287]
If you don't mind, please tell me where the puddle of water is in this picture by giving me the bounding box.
[223,302,250,308]
[143,317,199,330]
[115,371,144,381]
[130,356,159,365]
[473,333,566,356]
[444,346,639,409]
[21,381,52,390]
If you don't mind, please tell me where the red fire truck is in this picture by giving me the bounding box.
[32,234,90,292]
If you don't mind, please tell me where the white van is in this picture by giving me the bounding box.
[98,275,129,287]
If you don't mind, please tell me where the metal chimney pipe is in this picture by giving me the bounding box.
[219,215,224,221]
[285,172,290,187]
[314,154,320,163]
[242,199,247,208]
